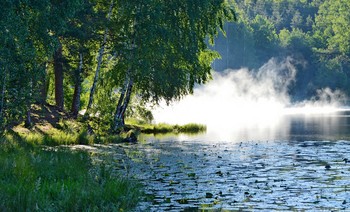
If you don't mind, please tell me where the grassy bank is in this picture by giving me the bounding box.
[13,118,124,146]
[0,131,142,211]
[126,119,207,134]
[0,104,208,210]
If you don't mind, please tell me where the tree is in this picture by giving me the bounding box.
[313,0,350,91]
[102,0,236,131]
[0,0,84,130]
[251,15,279,64]
[0,1,49,129]
[85,0,115,117]
[291,10,303,29]
[314,0,350,57]
[62,0,100,118]
[53,43,65,110]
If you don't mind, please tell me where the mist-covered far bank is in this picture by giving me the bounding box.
[153,58,347,133]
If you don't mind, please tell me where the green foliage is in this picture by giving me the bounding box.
[125,96,154,123]
[106,0,236,103]
[214,0,350,99]
[75,130,93,145]
[0,135,142,211]
[314,0,350,55]
[251,15,279,63]
[0,0,85,130]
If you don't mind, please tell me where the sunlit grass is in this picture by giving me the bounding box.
[177,123,207,133]
[126,119,207,134]
[12,122,125,146]
[19,130,81,146]
[0,134,142,211]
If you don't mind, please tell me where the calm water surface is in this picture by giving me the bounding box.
[120,110,350,211]
[155,109,350,142]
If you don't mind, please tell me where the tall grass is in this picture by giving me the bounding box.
[14,127,123,146]
[0,134,142,211]
[130,122,207,134]
[176,123,207,133]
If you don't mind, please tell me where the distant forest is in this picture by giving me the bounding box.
[213,0,350,101]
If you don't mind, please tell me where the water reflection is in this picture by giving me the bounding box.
[152,66,349,142]
[148,109,350,142]
[286,110,350,141]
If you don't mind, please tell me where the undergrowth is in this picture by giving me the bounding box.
[0,133,142,211]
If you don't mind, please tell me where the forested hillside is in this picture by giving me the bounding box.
[213,0,350,101]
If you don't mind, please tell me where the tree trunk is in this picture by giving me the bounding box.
[0,69,6,120]
[24,110,32,128]
[53,44,64,111]
[40,63,50,105]
[113,78,133,132]
[25,79,33,128]
[71,53,83,118]
[120,79,133,122]
[85,0,114,116]
[114,78,129,123]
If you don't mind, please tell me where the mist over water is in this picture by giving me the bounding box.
[153,58,349,141]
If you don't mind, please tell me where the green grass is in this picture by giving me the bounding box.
[0,133,142,211]
[126,119,207,134]
[19,130,90,146]
[142,123,207,134]
[13,125,124,146]
[176,123,207,133]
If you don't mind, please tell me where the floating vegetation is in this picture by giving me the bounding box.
[116,139,350,211]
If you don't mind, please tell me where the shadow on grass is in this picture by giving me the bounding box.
[0,134,142,211]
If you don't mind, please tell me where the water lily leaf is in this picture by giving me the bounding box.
[188,173,196,177]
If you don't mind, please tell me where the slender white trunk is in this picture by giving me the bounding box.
[112,3,140,132]
[120,79,133,119]
[113,77,133,132]
[86,0,114,114]
[114,78,129,118]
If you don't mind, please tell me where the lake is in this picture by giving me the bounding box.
[118,109,350,211]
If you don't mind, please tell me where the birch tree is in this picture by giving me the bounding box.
[62,0,99,118]
[85,0,115,117]
[106,0,236,131]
